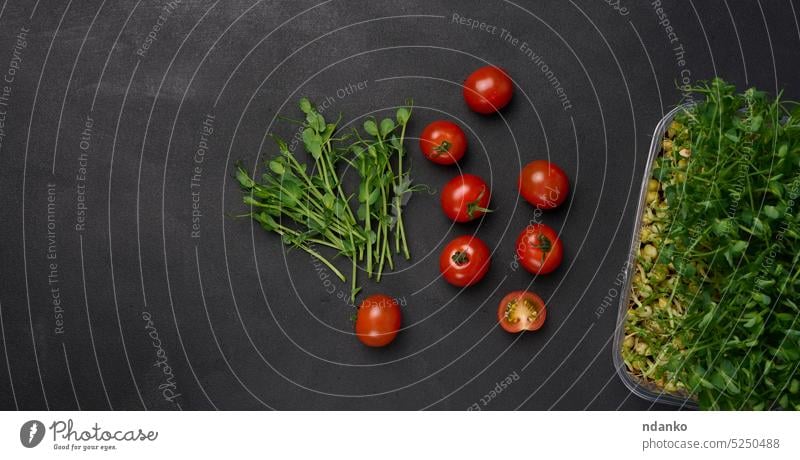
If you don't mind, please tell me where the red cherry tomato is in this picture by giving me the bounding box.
[419,120,467,165]
[355,294,402,347]
[518,160,570,209]
[497,291,547,333]
[440,174,492,222]
[463,66,514,114]
[515,223,563,275]
[439,235,491,287]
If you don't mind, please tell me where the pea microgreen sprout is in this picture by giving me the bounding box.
[235,98,421,302]
[625,79,800,410]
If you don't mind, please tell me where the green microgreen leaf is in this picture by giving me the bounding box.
[363,119,378,136]
[396,107,410,125]
[269,159,285,175]
[379,118,395,137]
[299,97,313,114]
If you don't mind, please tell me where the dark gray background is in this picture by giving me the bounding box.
[0,0,797,410]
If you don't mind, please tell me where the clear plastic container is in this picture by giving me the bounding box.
[612,104,698,408]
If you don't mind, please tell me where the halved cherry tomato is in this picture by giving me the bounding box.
[463,66,514,114]
[440,174,492,222]
[497,291,547,333]
[419,120,467,165]
[439,235,491,287]
[518,160,569,209]
[355,294,402,347]
[515,223,563,275]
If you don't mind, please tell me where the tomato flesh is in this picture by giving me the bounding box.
[355,294,402,347]
[498,291,547,333]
